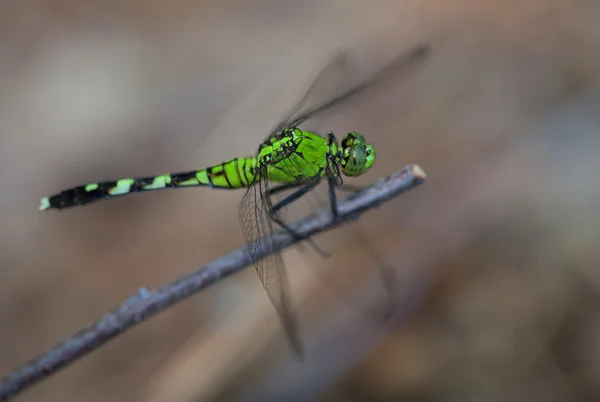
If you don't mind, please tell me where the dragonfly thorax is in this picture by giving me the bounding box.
[340,131,375,177]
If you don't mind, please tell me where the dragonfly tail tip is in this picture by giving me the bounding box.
[39,197,51,211]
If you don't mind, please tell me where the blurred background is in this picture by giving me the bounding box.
[2,0,600,401]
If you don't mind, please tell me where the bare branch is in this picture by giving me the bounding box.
[0,164,427,402]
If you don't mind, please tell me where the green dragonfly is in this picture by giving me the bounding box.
[39,44,431,356]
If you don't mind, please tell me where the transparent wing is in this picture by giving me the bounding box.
[267,43,431,139]
[239,164,303,356]
[241,43,432,354]
[267,53,348,139]
[290,181,401,323]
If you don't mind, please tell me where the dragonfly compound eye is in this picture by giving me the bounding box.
[343,145,374,176]
[341,131,376,177]
[341,131,366,148]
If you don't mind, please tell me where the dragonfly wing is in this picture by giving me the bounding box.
[239,165,303,356]
[267,53,348,139]
[287,181,403,324]
[266,43,431,139]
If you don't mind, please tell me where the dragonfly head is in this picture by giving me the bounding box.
[340,131,375,177]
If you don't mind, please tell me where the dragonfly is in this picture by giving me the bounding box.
[39,43,431,356]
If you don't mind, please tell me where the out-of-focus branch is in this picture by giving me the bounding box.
[0,164,427,402]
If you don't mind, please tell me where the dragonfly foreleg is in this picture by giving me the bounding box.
[327,177,368,220]
[327,177,339,218]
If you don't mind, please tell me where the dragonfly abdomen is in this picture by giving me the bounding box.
[202,157,257,188]
[39,157,257,210]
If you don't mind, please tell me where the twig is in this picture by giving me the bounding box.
[0,164,427,402]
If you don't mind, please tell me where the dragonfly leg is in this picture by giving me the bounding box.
[328,177,367,220]
[328,176,361,218]
[266,182,306,198]
[268,178,331,258]
[327,177,340,217]
[270,179,319,215]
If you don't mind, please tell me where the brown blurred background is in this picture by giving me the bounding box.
[2,0,600,401]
